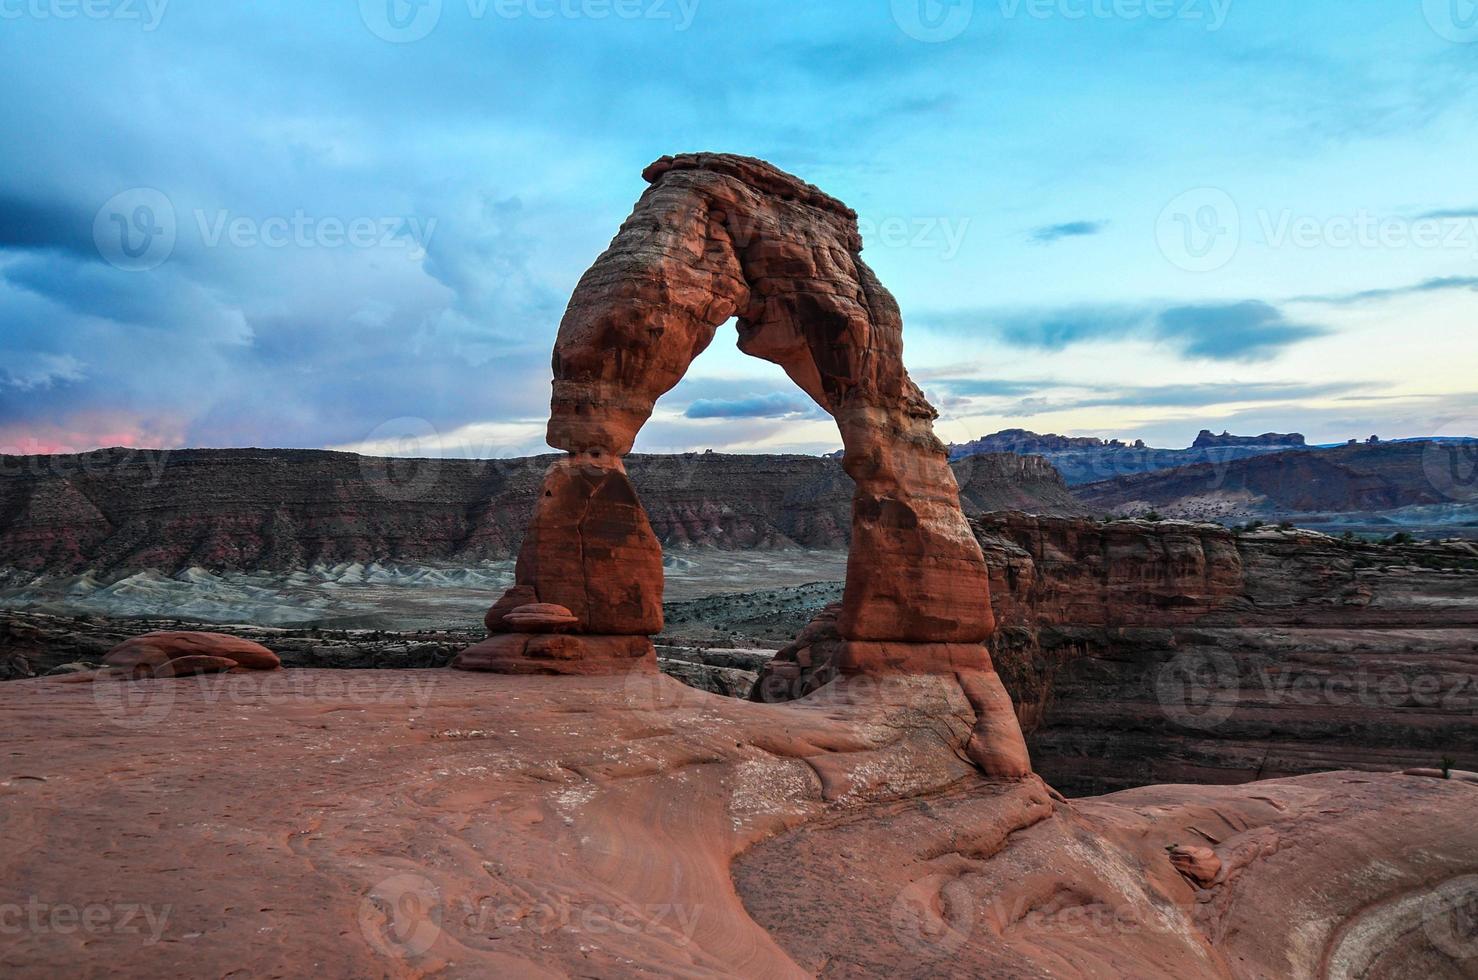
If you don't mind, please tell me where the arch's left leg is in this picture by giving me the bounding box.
[456,173,749,675]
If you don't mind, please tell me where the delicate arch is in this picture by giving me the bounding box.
[538,153,994,649]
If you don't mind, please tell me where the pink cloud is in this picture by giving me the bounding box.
[0,412,189,456]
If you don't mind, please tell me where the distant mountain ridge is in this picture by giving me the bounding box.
[1074,439,1478,530]
[949,428,1311,486]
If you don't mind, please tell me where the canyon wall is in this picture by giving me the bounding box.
[977,515,1478,795]
[0,448,1082,575]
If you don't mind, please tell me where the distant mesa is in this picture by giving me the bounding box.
[949,428,1146,458]
[946,428,1323,487]
[1192,429,1307,449]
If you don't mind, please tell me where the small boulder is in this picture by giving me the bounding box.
[104,632,281,678]
[484,585,539,634]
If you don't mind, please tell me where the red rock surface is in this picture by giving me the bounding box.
[2,670,1473,977]
[103,631,280,676]
[452,633,655,675]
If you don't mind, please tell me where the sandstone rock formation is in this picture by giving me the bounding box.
[102,631,280,677]
[464,152,1018,759]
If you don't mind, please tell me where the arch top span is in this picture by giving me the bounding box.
[453,152,1032,777]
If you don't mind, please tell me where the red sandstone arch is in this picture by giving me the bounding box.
[454,153,1029,776]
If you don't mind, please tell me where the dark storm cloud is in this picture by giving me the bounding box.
[0,193,95,258]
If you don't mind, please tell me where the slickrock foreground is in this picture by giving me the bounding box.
[1,670,1474,977]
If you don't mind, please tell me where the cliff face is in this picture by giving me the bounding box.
[977,515,1478,795]
[0,448,1081,575]
[952,452,1088,518]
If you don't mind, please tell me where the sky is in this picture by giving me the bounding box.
[1,0,1475,459]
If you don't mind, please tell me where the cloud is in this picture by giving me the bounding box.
[684,392,822,420]
[919,300,1328,362]
[1030,220,1108,244]
[1025,380,1363,414]
[1155,302,1329,361]
[924,379,1043,398]
[0,193,95,258]
[1295,276,1478,306]
[928,377,1370,417]
[0,352,85,392]
[1415,208,1478,220]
